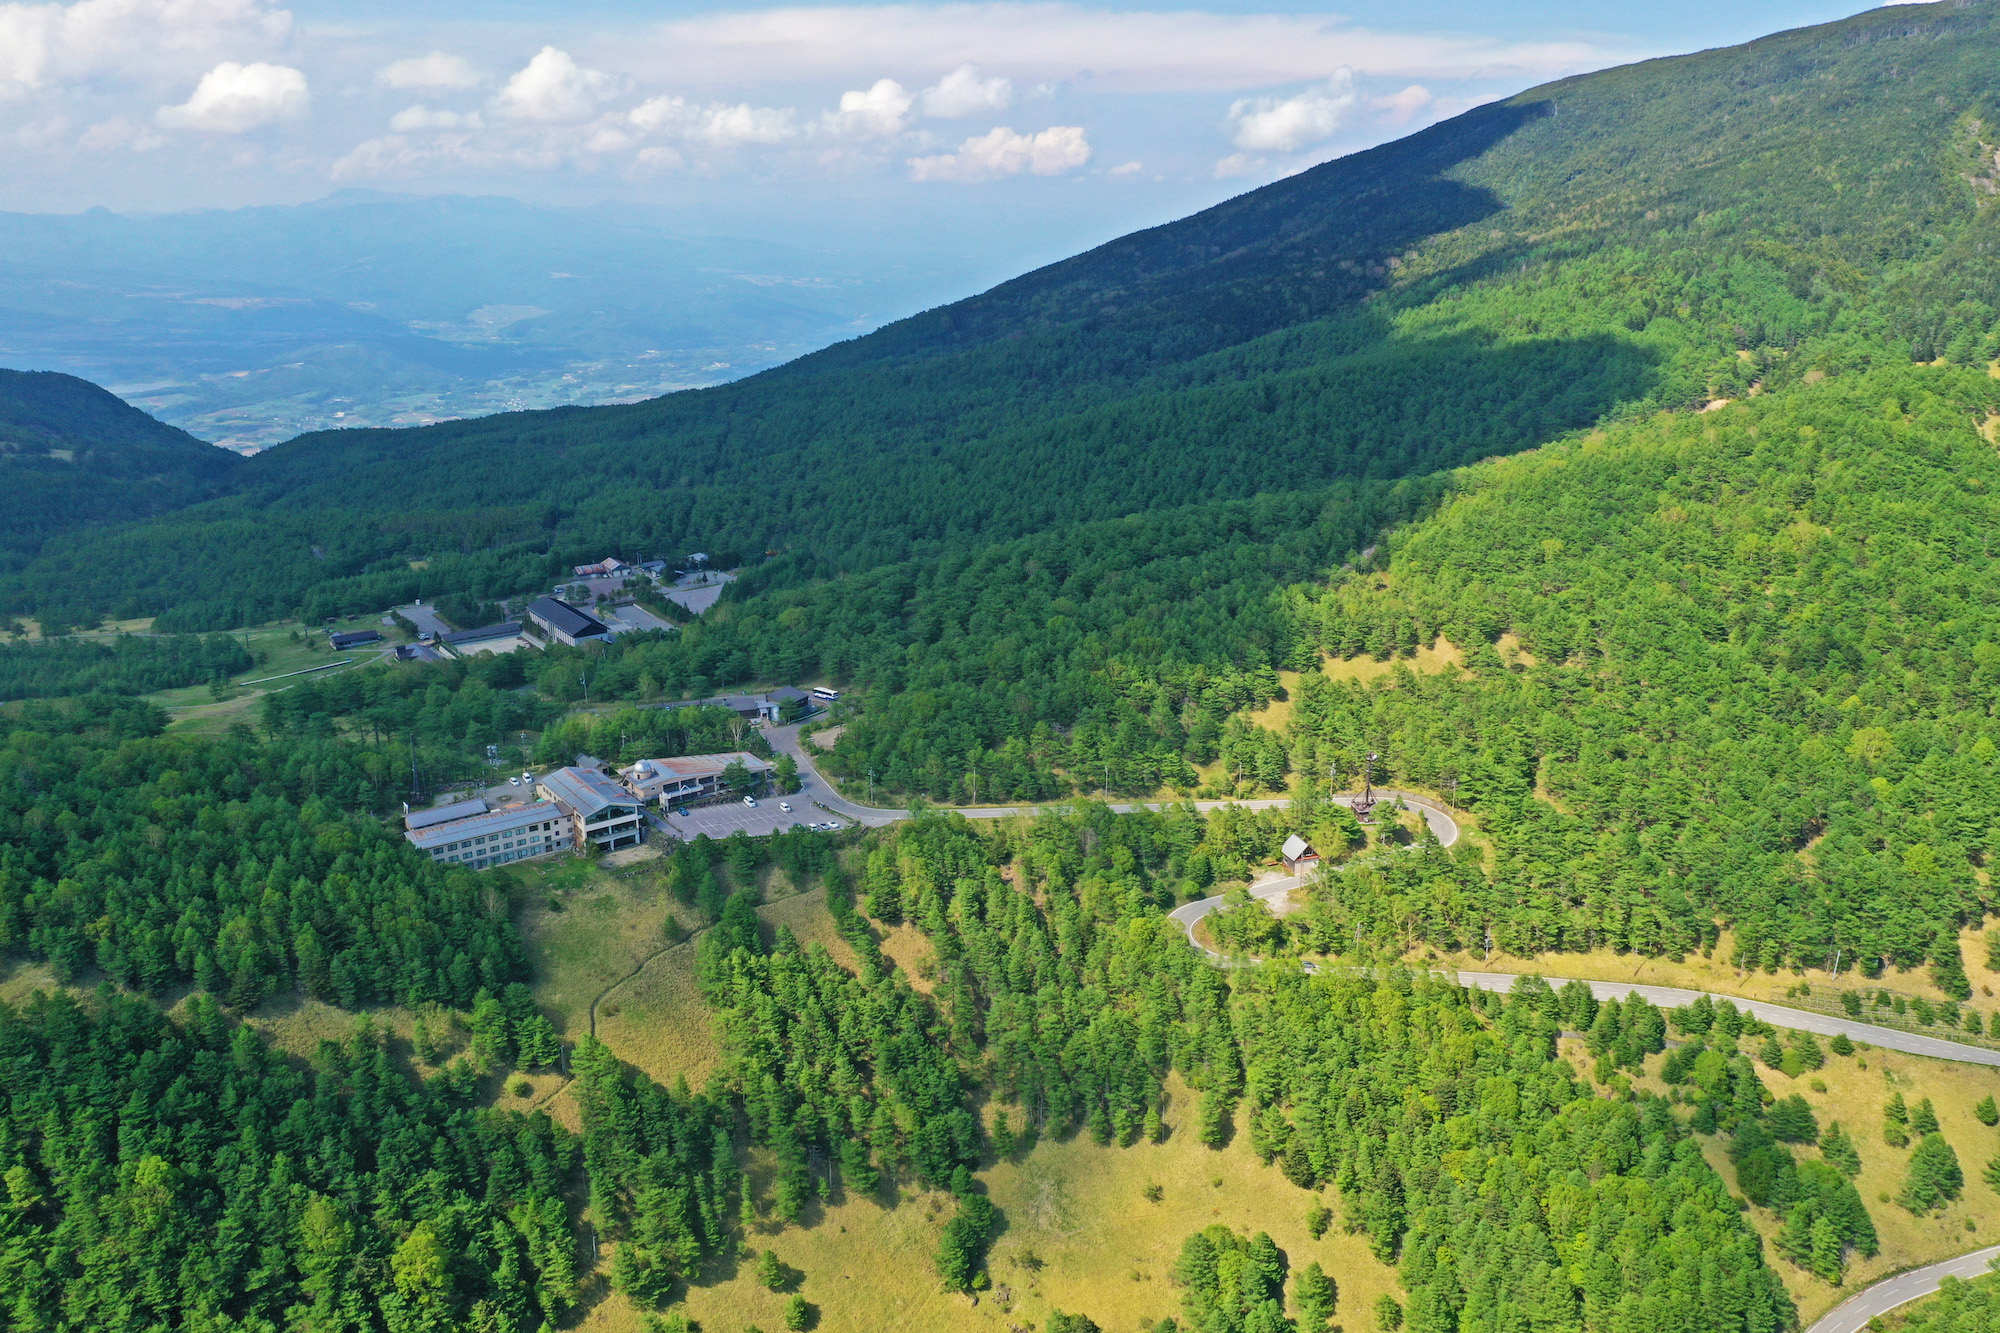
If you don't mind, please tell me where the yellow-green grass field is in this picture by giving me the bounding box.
[1597,1027,2000,1325]
[569,1076,1401,1333]
[141,616,404,733]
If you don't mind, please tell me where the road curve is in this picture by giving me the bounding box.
[1456,972,2000,1069]
[1805,1244,2000,1333]
[1166,792,1462,955]
[766,725,1464,835]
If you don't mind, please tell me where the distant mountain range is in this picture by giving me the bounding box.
[0,191,992,452]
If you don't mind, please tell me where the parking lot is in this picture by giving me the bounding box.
[656,795,853,841]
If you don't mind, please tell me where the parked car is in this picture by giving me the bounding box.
[677,808,691,818]
[780,802,792,812]
[743,796,757,807]
[508,777,520,786]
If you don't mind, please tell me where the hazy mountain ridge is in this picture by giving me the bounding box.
[15,0,2000,628]
[0,368,237,569]
[0,191,989,451]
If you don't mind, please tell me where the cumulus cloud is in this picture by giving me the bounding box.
[377,52,479,91]
[1108,158,1142,175]
[828,77,910,136]
[1228,69,1354,153]
[0,0,291,98]
[493,46,612,123]
[1369,83,1433,123]
[920,64,1011,118]
[156,60,306,132]
[909,123,1089,182]
[629,93,796,147]
[389,104,480,132]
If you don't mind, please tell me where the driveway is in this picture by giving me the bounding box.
[395,602,454,638]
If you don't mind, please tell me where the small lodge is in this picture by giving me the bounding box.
[1280,834,1320,875]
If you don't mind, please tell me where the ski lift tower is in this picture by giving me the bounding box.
[1351,752,1380,822]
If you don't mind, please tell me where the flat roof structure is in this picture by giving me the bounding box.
[622,752,773,803]
[406,798,489,831]
[329,629,383,649]
[405,800,572,868]
[440,621,523,646]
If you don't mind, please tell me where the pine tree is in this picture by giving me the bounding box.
[1913,1098,1940,1135]
[1899,1134,1964,1213]
[1885,1092,1910,1148]
[1830,1032,1854,1057]
[1819,1122,1861,1177]
[1294,1261,1337,1330]
[1770,1095,1819,1144]
[1979,1095,1999,1127]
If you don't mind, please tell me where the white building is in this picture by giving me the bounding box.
[539,765,646,851]
[406,800,572,869]
[621,752,774,807]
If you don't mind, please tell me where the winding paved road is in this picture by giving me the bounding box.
[775,724,2000,1330]
[767,723,1387,827]
[1805,1245,2000,1333]
[1166,792,1461,951]
[1454,972,2000,1069]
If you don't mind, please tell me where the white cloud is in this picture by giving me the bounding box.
[625,6,1622,93]
[389,104,480,132]
[629,93,797,147]
[493,46,612,123]
[1212,151,1260,178]
[1369,82,1433,124]
[377,52,479,91]
[829,77,910,136]
[1228,69,1354,153]
[920,63,1011,118]
[156,60,306,132]
[1108,158,1142,175]
[0,0,291,98]
[78,111,162,150]
[909,123,1089,181]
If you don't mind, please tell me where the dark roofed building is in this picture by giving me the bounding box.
[329,629,383,649]
[527,596,609,647]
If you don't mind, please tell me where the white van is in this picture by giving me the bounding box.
[743,796,757,807]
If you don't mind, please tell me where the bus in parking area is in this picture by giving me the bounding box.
[812,687,840,702]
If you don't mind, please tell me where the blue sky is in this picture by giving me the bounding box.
[0,0,1898,262]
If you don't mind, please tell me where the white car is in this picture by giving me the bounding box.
[780,802,792,812]
[508,777,520,787]
[743,796,757,807]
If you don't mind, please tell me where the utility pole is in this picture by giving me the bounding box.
[868,768,876,806]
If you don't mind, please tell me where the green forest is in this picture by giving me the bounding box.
[14,2,2000,1327]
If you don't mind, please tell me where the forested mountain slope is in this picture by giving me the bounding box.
[18,0,2000,629]
[0,368,236,571]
